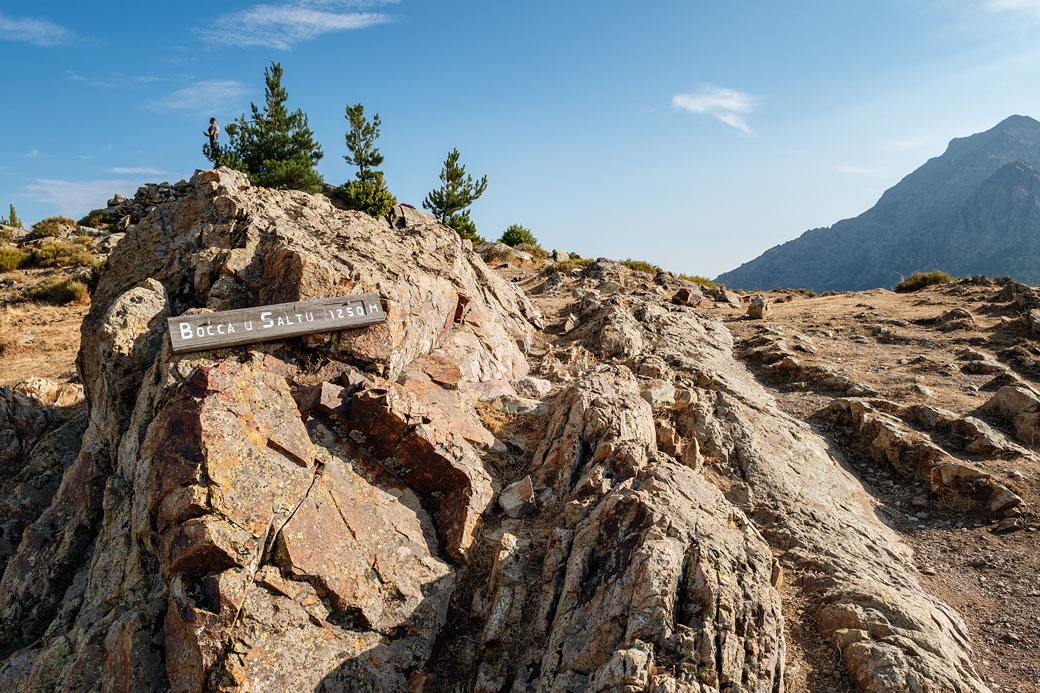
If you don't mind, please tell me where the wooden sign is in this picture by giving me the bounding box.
[168,293,385,354]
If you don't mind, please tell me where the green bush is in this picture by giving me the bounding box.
[620,259,659,274]
[24,278,90,305]
[334,176,397,218]
[894,270,952,293]
[500,224,537,247]
[78,209,108,227]
[0,228,12,243]
[678,274,716,287]
[29,216,76,240]
[796,288,817,298]
[0,247,30,272]
[27,241,95,268]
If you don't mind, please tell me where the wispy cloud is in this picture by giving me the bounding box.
[0,12,74,46]
[672,86,758,134]
[107,167,169,175]
[22,178,154,218]
[835,163,885,176]
[199,1,394,50]
[68,70,161,89]
[145,80,251,113]
[987,0,1040,15]
[22,148,39,159]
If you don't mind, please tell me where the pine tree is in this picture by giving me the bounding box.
[1,204,21,228]
[344,104,384,183]
[335,103,397,218]
[204,62,324,193]
[423,148,487,242]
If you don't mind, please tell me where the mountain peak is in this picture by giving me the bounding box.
[715,115,1040,291]
[994,113,1040,130]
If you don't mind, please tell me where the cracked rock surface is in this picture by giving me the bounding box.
[0,170,1003,691]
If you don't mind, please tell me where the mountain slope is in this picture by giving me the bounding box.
[716,115,1040,291]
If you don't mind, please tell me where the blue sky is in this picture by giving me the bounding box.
[4,1,1040,278]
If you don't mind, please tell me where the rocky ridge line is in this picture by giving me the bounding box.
[0,168,998,691]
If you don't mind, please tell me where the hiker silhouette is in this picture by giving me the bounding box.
[205,118,219,151]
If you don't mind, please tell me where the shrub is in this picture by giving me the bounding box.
[620,259,659,274]
[27,241,95,268]
[29,216,76,240]
[796,288,817,298]
[0,228,12,243]
[78,209,108,227]
[24,278,90,305]
[73,234,92,245]
[500,224,537,247]
[894,270,952,293]
[334,176,397,219]
[515,243,549,261]
[678,274,716,287]
[0,247,30,272]
[551,257,594,273]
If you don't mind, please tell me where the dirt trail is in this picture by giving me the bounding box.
[717,282,1040,691]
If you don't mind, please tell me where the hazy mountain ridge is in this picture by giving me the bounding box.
[716,115,1040,290]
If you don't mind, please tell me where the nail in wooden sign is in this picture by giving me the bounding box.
[168,293,385,353]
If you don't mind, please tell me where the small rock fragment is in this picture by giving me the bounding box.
[639,379,676,407]
[498,476,535,518]
[748,296,770,320]
[490,394,547,416]
[671,287,702,307]
[513,376,551,399]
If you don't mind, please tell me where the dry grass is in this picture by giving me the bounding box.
[515,243,549,261]
[0,301,87,386]
[678,273,717,287]
[474,401,515,436]
[620,258,659,274]
[0,304,28,358]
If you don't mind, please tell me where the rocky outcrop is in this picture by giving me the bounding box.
[0,173,996,692]
[821,398,1023,514]
[0,381,86,578]
[513,261,989,691]
[0,168,537,691]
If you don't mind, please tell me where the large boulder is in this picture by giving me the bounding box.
[0,168,538,691]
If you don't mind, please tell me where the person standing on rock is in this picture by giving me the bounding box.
[205,118,220,152]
